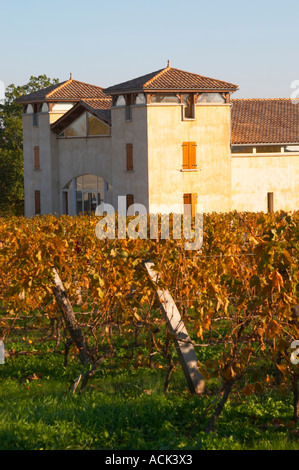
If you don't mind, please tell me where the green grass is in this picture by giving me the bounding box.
[0,339,299,450]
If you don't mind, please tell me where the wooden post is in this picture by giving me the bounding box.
[144,261,205,395]
[267,192,274,213]
[52,267,90,366]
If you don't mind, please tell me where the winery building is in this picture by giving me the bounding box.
[16,64,299,217]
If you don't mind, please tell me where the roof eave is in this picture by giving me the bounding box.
[17,98,82,105]
[232,141,299,146]
[105,87,238,95]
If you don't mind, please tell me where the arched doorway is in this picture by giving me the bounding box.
[63,174,108,215]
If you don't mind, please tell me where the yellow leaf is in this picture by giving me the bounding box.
[270,270,284,292]
[222,364,236,381]
[276,363,287,376]
[97,288,104,298]
[134,311,142,322]
[196,325,203,340]
[203,317,211,330]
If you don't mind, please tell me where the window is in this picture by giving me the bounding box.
[114,94,132,120]
[134,93,146,105]
[63,175,105,215]
[197,93,225,103]
[59,112,110,137]
[150,93,180,104]
[115,95,126,106]
[35,190,41,215]
[182,142,197,170]
[126,144,133,171]
[87,112,110,136]
[41,103,49,112]
[66,113,87,137]
[183,193,197,217]
[34,146,40,170]
[183,94,194,119]
[126,194,134,211]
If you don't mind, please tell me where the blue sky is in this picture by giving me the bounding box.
[1,0,298,98]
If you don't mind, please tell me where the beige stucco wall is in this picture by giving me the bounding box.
[23,109,113,217]
[57,137,112,188]
[57,135,112,214]
[146,104,232,213]
[22,112,59,217]
[110,105,149,209]
[231,154,299,212]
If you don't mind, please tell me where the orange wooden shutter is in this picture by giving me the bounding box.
[190,142,197,169]
[34,146,40,169]
[183,193,191,204]
[35,190,41,215]
[182,143,189,169]
[182,142,196,169]
[126,144,133,171]
[191,193,198,217]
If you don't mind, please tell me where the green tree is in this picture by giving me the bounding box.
[0,75,59,215]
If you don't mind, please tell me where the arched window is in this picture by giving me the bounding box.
[41,103,49,112]
[115,95,126,106]
[134,93,146,105]
[63,174,107,215]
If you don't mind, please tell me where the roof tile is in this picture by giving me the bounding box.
[231,98,299,145]
[16,79,109,103]
[104,66,238,93]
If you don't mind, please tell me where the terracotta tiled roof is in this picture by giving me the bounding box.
[231,98,299,145]
[104,66,238,94]
[80,98,112,124]
[16,79,109,103]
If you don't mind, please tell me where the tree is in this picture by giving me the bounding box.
[0,75,59,216]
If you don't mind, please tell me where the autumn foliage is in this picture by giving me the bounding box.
[0,211,298,425]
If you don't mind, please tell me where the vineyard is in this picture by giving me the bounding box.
[0,210,298,449]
